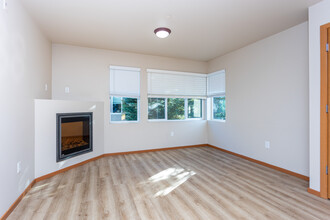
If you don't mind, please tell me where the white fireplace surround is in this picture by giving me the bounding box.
[34,99,104,178]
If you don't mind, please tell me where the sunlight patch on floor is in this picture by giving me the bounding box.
[141,167,196,197]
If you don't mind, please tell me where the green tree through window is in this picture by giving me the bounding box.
[213,97,226,120]
[122,98,138,121]
[110,97,138,121]
[167,98,185,120]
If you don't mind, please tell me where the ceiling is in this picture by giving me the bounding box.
[19,0,321,61]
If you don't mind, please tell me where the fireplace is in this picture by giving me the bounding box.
[56,112,93,162]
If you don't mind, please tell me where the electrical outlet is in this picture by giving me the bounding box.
[170,131,174,137]
[45,83,48,91]
[265,141,270,149]
[17,161,21,174]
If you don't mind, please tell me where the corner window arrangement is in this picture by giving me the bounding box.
[147,69,206,121]
[109,67,225,122]
[110,66,140,122]
[207,70,226,121]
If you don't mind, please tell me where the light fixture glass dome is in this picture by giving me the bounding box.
[154,27,171,39]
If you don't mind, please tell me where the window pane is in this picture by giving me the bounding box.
[148,98,165,120]
[122,98,138,121]
[112,97,122,113]
[167,98,185,120]
[188,99,202,118]
[110,96,138,121]
[213,97,226,120]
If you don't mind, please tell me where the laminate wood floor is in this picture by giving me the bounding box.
[8,147,330,220]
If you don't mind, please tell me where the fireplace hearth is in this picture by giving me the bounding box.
[56,112,93,162]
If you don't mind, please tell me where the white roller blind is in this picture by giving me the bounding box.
[207,70,225,97]
[110,66,140,97]
[147,69,207,98]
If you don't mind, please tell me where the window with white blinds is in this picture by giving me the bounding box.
[207,70,225,97]
[207,70,226,121]
[147,69,207,98]
[110,66,140,97]
[110,66,140,123]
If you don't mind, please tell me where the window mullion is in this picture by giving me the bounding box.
[211,97,214,120]
[165,98,168,120]
[110,97,113,113]
[138,98,140,122]
[120,97,123,114]
[185,98,188,119]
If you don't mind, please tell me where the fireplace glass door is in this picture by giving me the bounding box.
[56,112,93,162]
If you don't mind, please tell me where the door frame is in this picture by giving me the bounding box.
[320,23,330,199]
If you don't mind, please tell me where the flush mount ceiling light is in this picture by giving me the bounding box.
[154,27,171,39]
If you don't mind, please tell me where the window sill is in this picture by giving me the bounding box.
[208,119,226,123]
[110,120,139,124]
[148,119,205,122]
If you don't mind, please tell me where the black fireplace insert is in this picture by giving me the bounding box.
[56,112,93,162]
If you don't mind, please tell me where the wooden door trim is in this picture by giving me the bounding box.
[320,23,330,199]
[307,187,321,197]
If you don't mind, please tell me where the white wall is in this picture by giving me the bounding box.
[34,100,104,178]
[0,1,51,217]
[52,44,208,153]
[207,22,309,176]
[309,0,330,192]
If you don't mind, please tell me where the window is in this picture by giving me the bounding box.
[148,97,203,121]
[110,66,140,122]
[147,69,206,121]
[188,98,202,119]
[207,70,226,121]
[148,98,165,120]
[110,97,138,121]
[213,97,226,120]
[167,98,185,120]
